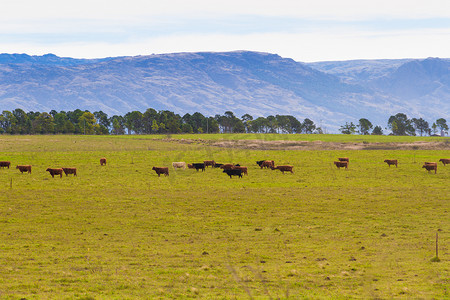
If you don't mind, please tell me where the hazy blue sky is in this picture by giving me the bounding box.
[2,0,450,61]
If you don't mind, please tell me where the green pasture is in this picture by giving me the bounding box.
[0,135,449,299]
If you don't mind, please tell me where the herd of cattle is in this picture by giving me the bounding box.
[0,157,449,178]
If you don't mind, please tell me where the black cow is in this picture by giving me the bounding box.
[213,163,224,168]
[192,163,205,172]
[223,169,243,178]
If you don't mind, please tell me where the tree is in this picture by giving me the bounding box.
[241,114,253,133]
[111,115,125,135]
[436,118,448,134]
[124,111,144,134]
[357,118,373,135]
[94,111,110,128]
[302,118,316,134]
[412,118,430,136]
[340,122,357,134]
[78,112,97,135]
[32,112,55,134]
[388,113,415,136]
[12,108,31,134]
[372,125,383,135]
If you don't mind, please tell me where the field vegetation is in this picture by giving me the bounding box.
[0,134,449,299]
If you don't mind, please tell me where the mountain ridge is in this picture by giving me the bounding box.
[0,51,449,132]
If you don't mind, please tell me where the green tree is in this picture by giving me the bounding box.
[340,122,357,134]
[412,118,430,136]
[388,113,415,136]
[78,112,97,135]
[302,118,316,134]
[32,112,55,134]
[436,118,448,134]
[111,115,125,135]
[372,125,383,135]
[357,118,373,135]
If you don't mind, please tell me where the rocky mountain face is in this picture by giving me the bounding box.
[0,51,449,132]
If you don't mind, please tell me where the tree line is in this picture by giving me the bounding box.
[339,113,448,136]
[0,109,320,135]
[0,109,448,136]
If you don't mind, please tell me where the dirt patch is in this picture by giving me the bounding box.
[163,138,450,151]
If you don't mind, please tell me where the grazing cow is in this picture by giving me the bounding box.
[172,162,186,169]
[439,158,450,166]
[384,159,398,167]
[213,163,224,168]
[338,157,349,162]
[16,165,32,174]
[187,163,194,169]
[422,162,437,174]
[232,166,248,175]
[334,161,348,169]
[204,160,215,168]
[46,168,63,178]
[62,167,77,176]
[260,160,275,169]
[271,165,294,174]
[192,163,205,172]
[0,161,11,169]
[152,166,169,177]
[256,160,264,167]
[220,164,235,170]
[223,169,243,178]
[100,158,107,166]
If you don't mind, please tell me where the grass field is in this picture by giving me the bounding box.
[0,134,449,299]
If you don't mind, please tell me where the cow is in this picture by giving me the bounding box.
[16,165,32,174]
[220,164,235,170]
[271,165,294,174]
[439,158,450,166]
[256,160,264,167]
[338,157,349,162]
[384,159,398,168]
[260,160,275,169]
[223,169,243,178]
[192,163,205,172]
[62,167,77,176]
[187,163,194,169]
[46,168,63,178]
[152,166,169,177]
[232,166,248,175]
[204,160,215,168]
[334,161,348,169]
[213,163,224,168]
[100,158,107,166]
[172,162,186,169]
[422,162,437,174]
[0,161,11,169]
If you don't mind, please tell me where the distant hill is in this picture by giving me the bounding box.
[0,51,449,132]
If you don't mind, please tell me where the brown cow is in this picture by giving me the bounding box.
[152,166,169,177]
[260,160,275,169]
[334,161,348,169]
[439,158,450,166]
[338,157,349,162]
[46,168,63,178]
[62,167,77,176]
[232,166,248,175]
[16,165,32,174]
[0,161,11,169]
[100,158,107,166]
[204,160,215,168]
[220,164,235,170]
[422,162,437,174]
[271,165,294,174]
[384,159,398,167]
